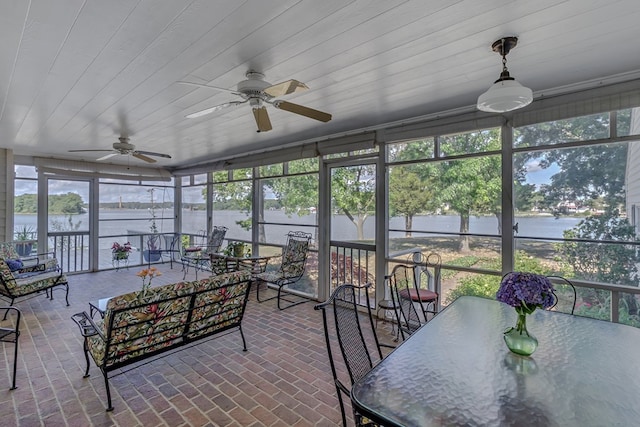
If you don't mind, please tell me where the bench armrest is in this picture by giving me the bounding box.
[71,312,103,339]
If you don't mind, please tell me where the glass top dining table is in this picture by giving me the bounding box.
[351,296,640,426]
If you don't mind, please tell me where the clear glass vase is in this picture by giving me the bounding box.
[503,312,538,356]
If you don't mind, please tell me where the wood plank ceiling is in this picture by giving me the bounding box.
[1,0,640,169]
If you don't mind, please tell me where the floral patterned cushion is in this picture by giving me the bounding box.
[255,238,309,283]
[87,270,251,368]
[0,243,19,260]
[0,259,15,290]
[187,271,251,339]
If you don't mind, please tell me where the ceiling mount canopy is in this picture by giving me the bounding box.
[477,36,533,113]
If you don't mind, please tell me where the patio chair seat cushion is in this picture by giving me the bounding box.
[12,270,68,296]
[255,271,286,284]
[399,288,438,302]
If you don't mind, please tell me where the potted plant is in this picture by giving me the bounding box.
[14,225,35,257]
[224,241,250,258]
[111,241,132,260]
[143,188,162,263]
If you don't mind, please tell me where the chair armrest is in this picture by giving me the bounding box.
[71,312,103,339]
[34,251,56,263]
[0,307,21,340]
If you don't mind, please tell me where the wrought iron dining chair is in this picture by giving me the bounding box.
[548,275,577,315]
[255,231,312,310]
[410,252,442,322]
[0,306,21,390]
[389,264,424,340]
[315,283,393,427]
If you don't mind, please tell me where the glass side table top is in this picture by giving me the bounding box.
[351,296,640,427]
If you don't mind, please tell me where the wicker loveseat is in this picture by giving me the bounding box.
[72,270,252,411]
[0,243,69,308]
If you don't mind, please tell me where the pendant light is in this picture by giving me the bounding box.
[477,37,533,113]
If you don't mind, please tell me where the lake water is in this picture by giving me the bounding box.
[14,209,581,248]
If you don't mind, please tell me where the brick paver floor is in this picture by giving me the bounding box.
[0,264,396,426]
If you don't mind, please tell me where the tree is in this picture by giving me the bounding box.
[560,210,639,285]
[49,193,85,214]
[331,165,376,240]
[268,159,319,241]
[514,111,629,213]
[208,173,258,237]
[437,130,502,251]
[559,209,640,316]
[388,139,439,237]
[514,182,539,212]
[14,194,38,213]
[388,166,434,237]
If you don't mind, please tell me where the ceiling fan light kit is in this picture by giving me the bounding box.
[477,36,533,113]
[183,71,331,131]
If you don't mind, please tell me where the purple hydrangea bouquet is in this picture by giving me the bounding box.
[496,272,555,356]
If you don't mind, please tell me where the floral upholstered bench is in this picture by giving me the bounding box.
[0,252,69,309]
[0,242,59,275]
[71,270,252,411]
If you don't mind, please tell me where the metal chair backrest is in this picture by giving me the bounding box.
[315,283,383,427]
[548,275,577,315]
[390,264,423,339]
[205,226,228,255]
[279,231,312,280]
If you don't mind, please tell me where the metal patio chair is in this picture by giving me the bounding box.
[0,306,21,390]
[548,275,577,315]
[315,284,393,427]
[255,231,312,310]
[389,264,424,340]
[180,226,227,279]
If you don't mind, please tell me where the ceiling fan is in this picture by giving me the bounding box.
[68,136,171,163]
[180,71,332,132]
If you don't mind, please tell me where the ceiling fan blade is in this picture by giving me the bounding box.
[96,153,119,161]
[177,81,242,96]
[263,79,309,97]
[68,149,114,153]
[132,153,157,163]
[273,100,332,122]
[135,150,172,159]
[253,106,272,132]
[186,100,247,119]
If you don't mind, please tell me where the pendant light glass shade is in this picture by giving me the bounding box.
[477,36,532,113]
[477,79,533,113]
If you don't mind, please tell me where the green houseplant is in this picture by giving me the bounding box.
[14,225,35,257]
[224,241,250,258]
[143,189,161,263]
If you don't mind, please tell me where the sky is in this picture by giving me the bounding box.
[523,159,559,188]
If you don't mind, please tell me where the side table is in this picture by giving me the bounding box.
[89,297,112,318]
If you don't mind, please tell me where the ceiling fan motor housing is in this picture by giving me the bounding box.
[113,138,135,153]
[237,72,272,99]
